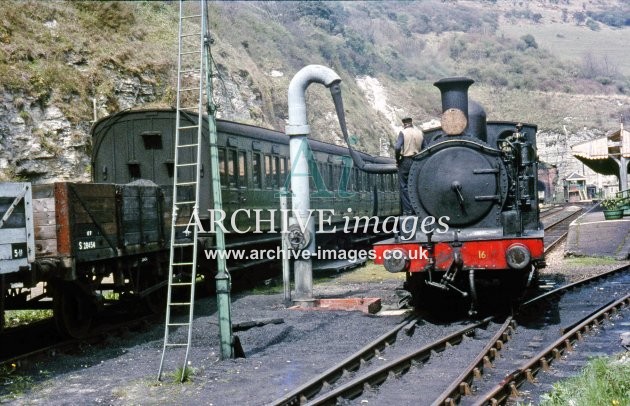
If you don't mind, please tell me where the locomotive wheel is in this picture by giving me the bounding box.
[404,272,426,309]
[53,284,93,338]
[502,268,531,302]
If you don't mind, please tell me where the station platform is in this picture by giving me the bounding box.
[565,205,630,260]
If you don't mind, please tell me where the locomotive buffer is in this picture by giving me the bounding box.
[158,0,233,381]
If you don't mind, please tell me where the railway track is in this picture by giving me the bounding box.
[435,264,629,406]
[0,309,159,368]
[542,205,587,252]
[270,317,496,406]
[538,205,564,220]
[474,294,629,405]
[271,264,629,405]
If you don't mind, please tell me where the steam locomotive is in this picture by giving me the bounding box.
[371,78,545,314]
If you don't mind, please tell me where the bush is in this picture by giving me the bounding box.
[601,198,621,210]
[523,35,537,49]
[587,8,630,28]
[541,356,630,406]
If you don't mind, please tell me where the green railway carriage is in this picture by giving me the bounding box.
[91,109,400,252]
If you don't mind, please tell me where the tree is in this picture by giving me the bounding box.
[519,34,538,50]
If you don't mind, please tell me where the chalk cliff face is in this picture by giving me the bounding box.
[0,69,167,182]
[0,0,627,196]
[0,92,90,182]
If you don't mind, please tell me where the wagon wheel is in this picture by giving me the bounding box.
[53,283,93,338]
[139,267,167,315]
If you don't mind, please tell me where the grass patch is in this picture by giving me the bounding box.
[248,279,284,295]
[4,309,53,328]
[102,291,120,301]
[540,354,630,406]
[564,256,619,266]
[331,261,405,284]
[170,366,194,383]
[0,364,38,401]
[500,22,630,76]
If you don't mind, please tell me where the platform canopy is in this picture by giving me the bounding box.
[571,127,630,188]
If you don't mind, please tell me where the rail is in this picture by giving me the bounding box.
[270,315,418,405]
[542,206,585,253]
[476,294,630,405]
[291,317,494,406]
[432,317,515,406]
[432,263,629,405]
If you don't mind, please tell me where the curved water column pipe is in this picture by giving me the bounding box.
[286,65,341,306]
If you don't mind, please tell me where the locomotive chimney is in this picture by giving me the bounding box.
[434,77,474,135]
[434,77,474,116]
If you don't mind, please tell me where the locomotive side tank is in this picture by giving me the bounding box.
[373,77,544,313]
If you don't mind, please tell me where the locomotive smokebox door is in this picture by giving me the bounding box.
[409,146,506,227]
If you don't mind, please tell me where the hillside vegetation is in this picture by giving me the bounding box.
[0,0,629,182]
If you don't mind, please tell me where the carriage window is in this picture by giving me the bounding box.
[309,169,316,191]
[355,168,361,191]
[273,156,280,188]
[228,149,237,188]
[265,155,272,189]
[343,166,352,191]
[238,151,247,187]
[327,164,334,189]
[141,131,162,150]
[128,162,141,180]
[165,160,174,178]
[316,162,324,186]
[252,153,262,189]
[279,158,286,185]
[348,168,355,191]
[218,148,227,186]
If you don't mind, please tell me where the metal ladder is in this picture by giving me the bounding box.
[158,0,209,381]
